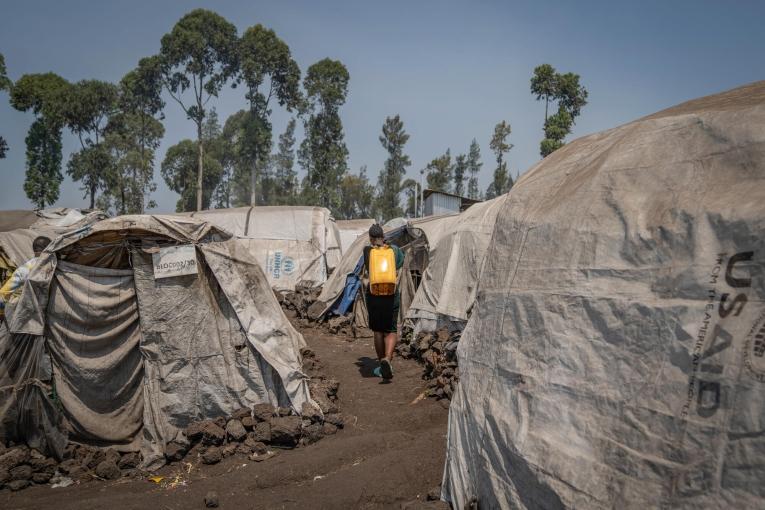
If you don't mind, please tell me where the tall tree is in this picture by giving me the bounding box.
[338,165,375,220]
[160,9,238,211]
[299,58,350,214]
[102,112,164,214]
[64,80,119,208]
[102,56,165,214]
[466,138,482,200]
[426,149,453,193]
[10,73,69,208]
[486,121,513,199]
[161,138,224,212]
[212,111,240,209]
[530,64,557,123]
[237,24,302,206]
[23,118,63,208]
[531,64,588,157]
[401,178,419,217]
[374,114,411,221]
[272,118,298,205]
[0,53,12,158]
[453,153,467,197]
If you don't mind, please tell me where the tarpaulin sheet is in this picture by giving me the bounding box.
[406,197,505,331]
[337,219,375,254]
[181,206,342,291]
[443,81,765,509]
[0,327,65,459]
[46,261,143,450]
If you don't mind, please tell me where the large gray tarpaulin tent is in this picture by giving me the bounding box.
[313,214,460,330]
[1,215,314,469]
[178,206,342,292]
[404,196,505,333]
[315,206,505,336]
[443,81,765,509]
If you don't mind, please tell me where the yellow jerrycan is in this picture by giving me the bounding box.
[369,246,397,296]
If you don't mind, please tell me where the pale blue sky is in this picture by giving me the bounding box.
[1,0,763,213]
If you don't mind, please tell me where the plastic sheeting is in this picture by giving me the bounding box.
[181,206,342,291]
[337,219,375,254]
[0,209,107,276]
[0,327,65,459]
[46,261,143,450]
[443,81,765,509]
[406,197,505,332]
[3,215,314,465]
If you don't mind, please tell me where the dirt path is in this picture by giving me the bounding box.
[2,327,449,510]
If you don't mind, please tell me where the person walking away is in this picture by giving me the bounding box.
[363,224,404,380]
[0,236,51,325]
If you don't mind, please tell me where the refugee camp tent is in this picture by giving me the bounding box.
[313,221,417,331]
[180,206,342,292]
[405,196,505,333]
[0,208,107,280]
[0,215,314,469]
[336,219,375,254]
[443,81,765,509]
[314,213,466,332]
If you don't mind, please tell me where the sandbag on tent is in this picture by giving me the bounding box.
[180,206,342,292]
[3,215,315,467]
[443,81,765,509]
[405,196,505,333]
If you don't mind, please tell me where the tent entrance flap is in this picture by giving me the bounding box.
[46,260,143,450]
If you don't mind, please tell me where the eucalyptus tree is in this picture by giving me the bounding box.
[299,58,350,214]
[237,24,302,205]
[159,9,238,210]
[10,72,69,208]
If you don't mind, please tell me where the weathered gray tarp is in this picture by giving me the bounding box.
[0,326,65,458]
[181,206,342,291]
[0,209,107,275]
[337,219,375,254]
[0,229,38,269]
[406,197,505,332]
[443,81,765,508]
[3,215,314,465]
[46,261,143,450]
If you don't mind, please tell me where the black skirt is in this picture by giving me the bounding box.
[365,292,399,333]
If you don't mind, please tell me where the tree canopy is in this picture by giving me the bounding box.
[160,8,238,211]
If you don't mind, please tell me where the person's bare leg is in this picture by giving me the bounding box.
[383,331,397,361]
[374,331,386,360]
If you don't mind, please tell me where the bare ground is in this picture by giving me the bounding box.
[1,326,449,510]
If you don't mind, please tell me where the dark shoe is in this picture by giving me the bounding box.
[380,359,393,380]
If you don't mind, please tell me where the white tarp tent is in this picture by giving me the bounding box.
[1,215,314,468]
[443,81,765,509]
[336,219,375,254]
[181,206,342,292]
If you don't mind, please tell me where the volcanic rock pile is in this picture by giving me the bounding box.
[1,349,342,493]
[397,328,460,402]
[277,283,324,324]
[0,442,143,492]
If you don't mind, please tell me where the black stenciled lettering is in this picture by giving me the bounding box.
[701,324,733,363]
[725,251,753,288]
[697,380,721,418]
[719,293,748,318]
